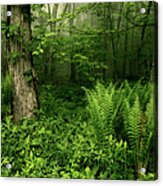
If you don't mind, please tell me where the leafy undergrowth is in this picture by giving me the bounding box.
[1,81,157,180]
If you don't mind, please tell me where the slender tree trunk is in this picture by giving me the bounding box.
[137,1,152,76]
[102,4,108,80]
[69,3,77,82]
[123,6,129,78]
[48,4,52,31]
[108,4,118,79]
[48,4,59,83]
[115,3,123,50]
[57,4,69,35]
[7,5,38,122]
[115,3,123,78]
[53,4,58,31]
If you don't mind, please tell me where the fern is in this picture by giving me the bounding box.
[123,80,153,110]
[84,80,155,178]
[84,82,122,144]
[123,88,155,176]
[142,95,155,168]
[123,96,141,149]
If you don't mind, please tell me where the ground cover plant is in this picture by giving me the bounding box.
[1,80,156,180]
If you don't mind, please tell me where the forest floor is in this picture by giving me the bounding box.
[1,81,156,180]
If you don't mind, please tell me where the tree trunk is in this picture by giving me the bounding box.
[7,5,38,122]
[69,3,77,82]
[123,5,129,78]
[108,5,118,79]
[137,1,152,76]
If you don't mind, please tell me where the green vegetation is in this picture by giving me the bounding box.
[1,81,156,180]
[1,2,157,180]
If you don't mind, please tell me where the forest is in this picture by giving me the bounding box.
[1,1,158,180]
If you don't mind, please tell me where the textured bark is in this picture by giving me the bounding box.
[7,5,38,122]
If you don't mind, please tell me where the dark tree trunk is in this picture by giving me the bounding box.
[137,1,152,76]
[7,5,38,122]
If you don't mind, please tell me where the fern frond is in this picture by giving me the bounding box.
[123,96,142,149]
[85,82,118,143]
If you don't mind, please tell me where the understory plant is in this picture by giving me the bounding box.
[84,80,156,179]
[1,81,156,180]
